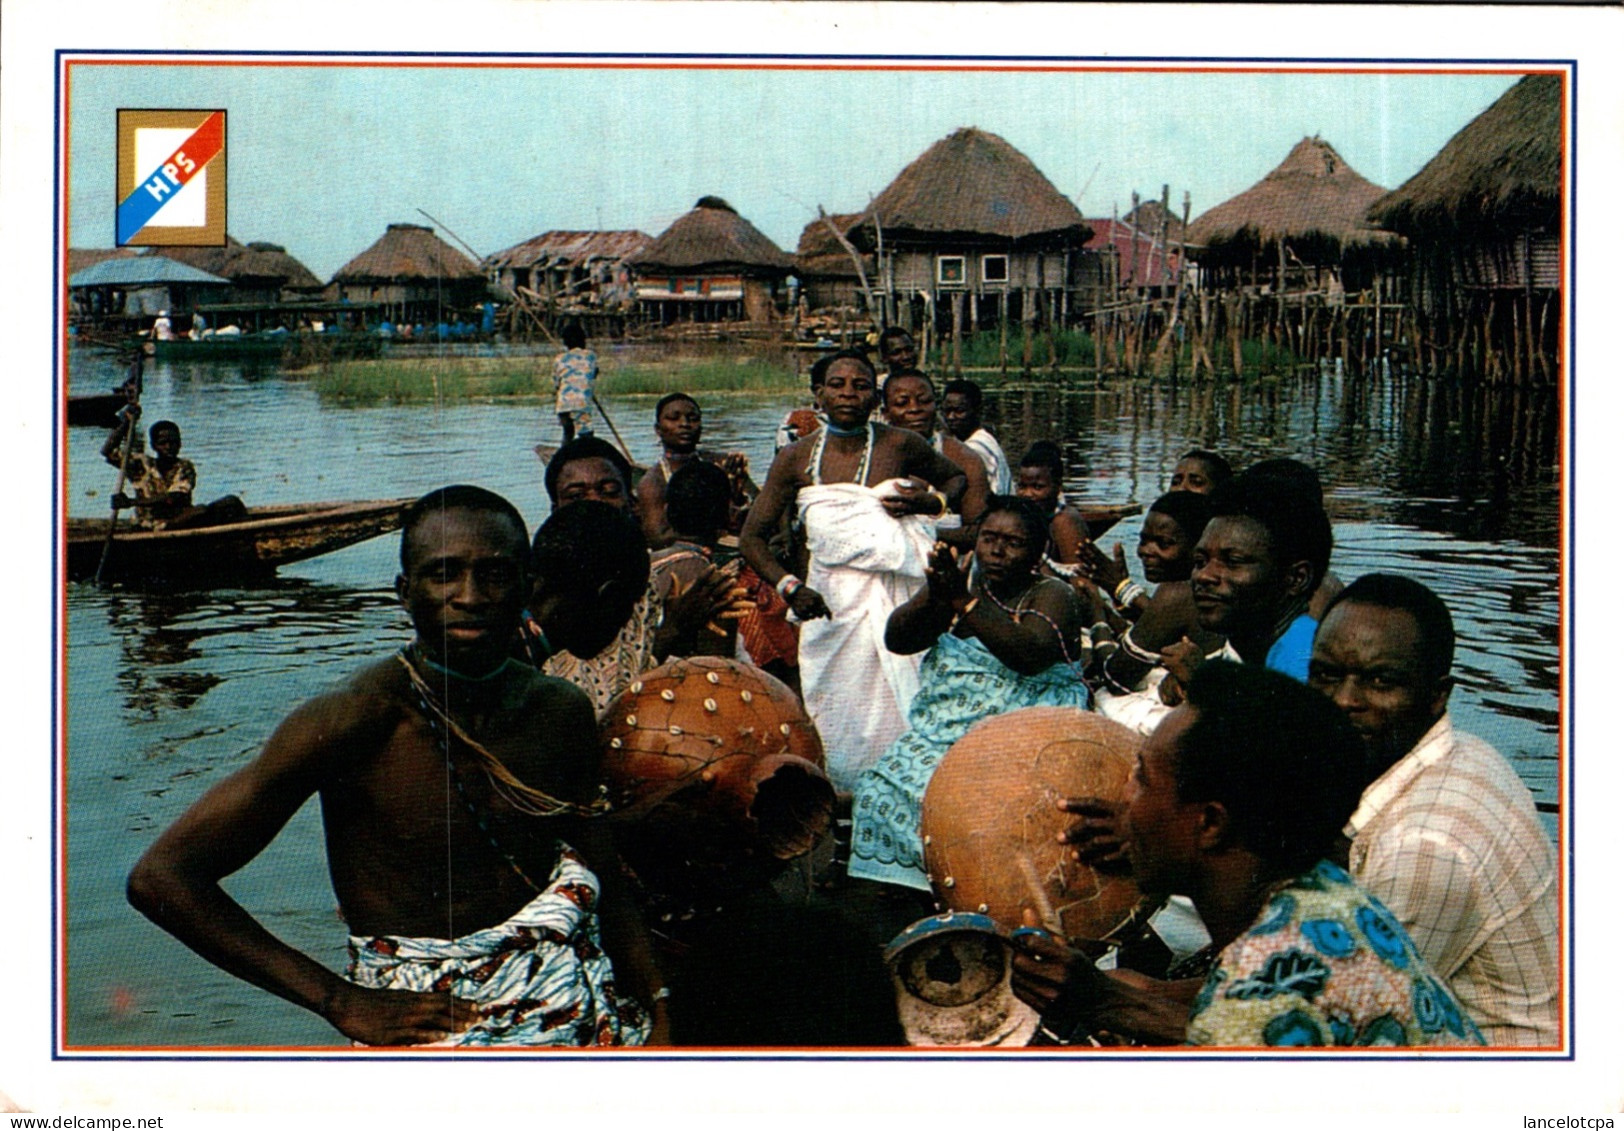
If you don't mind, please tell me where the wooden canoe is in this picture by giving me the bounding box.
[67,498,414,585]
[66,392,129,429]
[534,442,1140,538]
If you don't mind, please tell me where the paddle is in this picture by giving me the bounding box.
[94,355,144,587]
[590,392,637,467]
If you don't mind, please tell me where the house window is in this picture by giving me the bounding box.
[936,256,967,286]
[981,255,1009,284]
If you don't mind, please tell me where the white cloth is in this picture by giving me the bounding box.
[1094,642,1238,736]
[796,478,936,793]
[962,427,1012,495]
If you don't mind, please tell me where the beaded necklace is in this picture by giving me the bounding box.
[396,648,610,891]
[807,420,875,487]
[976,575,1086,680]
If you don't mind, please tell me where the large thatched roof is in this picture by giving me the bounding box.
[630,197,792,274]
[859,127,1089,247]
[1369,75,1561,236]
[161,236,323,290]
[1186,137,1399,256]
[333,223,483,284]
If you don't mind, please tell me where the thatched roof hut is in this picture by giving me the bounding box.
[630,197,792,275]
[332,223,483,285]
[161,236,323,293]
[1368,75,1560,237]
[67,247,137,277]
[794,212,873,280]
[1187,137,1399,259]
[858,127,1089,249]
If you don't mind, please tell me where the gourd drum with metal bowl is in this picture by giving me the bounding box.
[919,706,1142,942]
[599,657,834,915]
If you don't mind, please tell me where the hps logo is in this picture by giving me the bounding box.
[115,109,226,246]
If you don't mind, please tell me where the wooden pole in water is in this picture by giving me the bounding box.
[952,290,963,377]
[999,289,1009,377]
[95,356,144,587]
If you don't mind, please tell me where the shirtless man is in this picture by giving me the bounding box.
[740,349,965,794]
[128,486,663,1047]
[633,392,754,549]
[880,368,989,547]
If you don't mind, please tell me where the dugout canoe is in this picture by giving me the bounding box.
[66,498,414,585]
[533,443,1139,537]
[66,392,129,429]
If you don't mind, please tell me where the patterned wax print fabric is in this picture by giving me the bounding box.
[553,347,598,413]
[1347,714,1560,1046]
[1264,612,1318,682]
[848,629,1090,891]
[1185,859,1486,1048]
[124,453,197,529]
[542,570,661,719]
[346,843,652,1047]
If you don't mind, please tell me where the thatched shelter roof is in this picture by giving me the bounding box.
[794,212,874,279]
[332,223,483,284]
[485,230,652,272]
[1186,137,1400,256]
[161,236,324,291]
[1369,75,1561,236]
[858,127,1089,248]
[67,247,137,276]
[630,197,792,275]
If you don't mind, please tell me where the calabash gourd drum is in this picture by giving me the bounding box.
[920,706,1141,941]
[600,657,833,911]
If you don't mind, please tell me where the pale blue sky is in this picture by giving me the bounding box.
[67,61,1521,279]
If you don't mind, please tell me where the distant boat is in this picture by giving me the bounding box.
[151,332,383,362]
[66,498,414,585]
[66,392,129,429]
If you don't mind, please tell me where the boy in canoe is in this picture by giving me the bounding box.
[128,486,665,1047]
[101,407,244,530]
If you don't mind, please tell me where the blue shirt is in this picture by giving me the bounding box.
[1265,612,1317,682]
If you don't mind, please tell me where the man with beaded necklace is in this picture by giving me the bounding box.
[129,486,665,1047]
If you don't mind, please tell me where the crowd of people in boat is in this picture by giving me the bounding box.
[120,326,1560,1050]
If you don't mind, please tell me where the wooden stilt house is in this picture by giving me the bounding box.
[330,223,488,325]
[1186,137,1402,296]
[1368,75,1562,383]
[849,127,1095,338]
[629,197,793,325]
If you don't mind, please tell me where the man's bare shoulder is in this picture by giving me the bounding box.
[295,657,411,736]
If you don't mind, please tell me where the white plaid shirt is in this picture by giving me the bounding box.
[1346,714,1561,1046]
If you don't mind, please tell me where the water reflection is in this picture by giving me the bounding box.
[59,345,1564,1046]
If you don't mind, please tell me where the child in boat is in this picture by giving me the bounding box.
[649,460,750,660]
[1014,440,1092,579]
[101,408,244,530]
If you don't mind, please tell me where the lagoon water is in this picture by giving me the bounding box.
[62,344,1562,1048]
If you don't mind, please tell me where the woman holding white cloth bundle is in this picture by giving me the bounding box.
[740,350,967,798]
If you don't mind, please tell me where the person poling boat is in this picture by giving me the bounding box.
[100,407,245,531]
